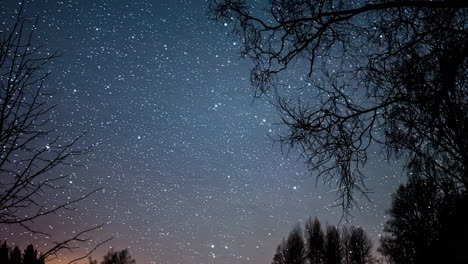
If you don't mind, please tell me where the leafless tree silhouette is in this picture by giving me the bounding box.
[0,5,109,261]
[209,0,468,211]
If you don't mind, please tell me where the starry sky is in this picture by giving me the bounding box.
[1,1,403,263]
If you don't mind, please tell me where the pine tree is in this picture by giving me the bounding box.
[0,241,9,264]
[9,247,21,264]
[22,245,38,264]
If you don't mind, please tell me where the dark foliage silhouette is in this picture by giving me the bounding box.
[0,241,46,264]
[324,225,342,264]
[305,217,325,264]
[22,245,44,264]
[271,239,286,264]
[284,225,307,264]
[100,249,136,264]
[341,227,352,264]
[209,0,468,212]
[378,174,468,264]
[272,218,373,264]
[379,175,440,264]
[9,246,21,264]
[0,241,9,264]
[348,227,373,264]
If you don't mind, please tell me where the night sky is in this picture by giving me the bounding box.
[1,1,403,263]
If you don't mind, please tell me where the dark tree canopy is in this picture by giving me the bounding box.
[21,244,44,264]
[341,227,352,264]
[272,218,374,264]
[271,240,287,264]
[348,227,373,264]
[0,242,67,264]
[0,246,137,264]
[324,225,342,264]
[378,174,468,264]
[284,225,307,264]
[305,217,325,264]
[100,249,136,264]
[209,0,468,211]
[381,175,441,263]
[10,246,22,264]
[0,241,9,264]
[341,226,374,264]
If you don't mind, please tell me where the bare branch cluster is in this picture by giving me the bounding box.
[0,7,90,232]
[210,0,468,212]
[0,5,110,261]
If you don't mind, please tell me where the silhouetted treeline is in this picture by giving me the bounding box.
[378,174,468,264]
[86,249,136,264]
[272,217,373,264]
[0,242,137,264]
[0,241,44,264]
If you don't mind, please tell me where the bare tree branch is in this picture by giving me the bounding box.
[1,4,108,261]
[209,0,468,214]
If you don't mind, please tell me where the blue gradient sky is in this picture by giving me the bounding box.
[1,1,403,263]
